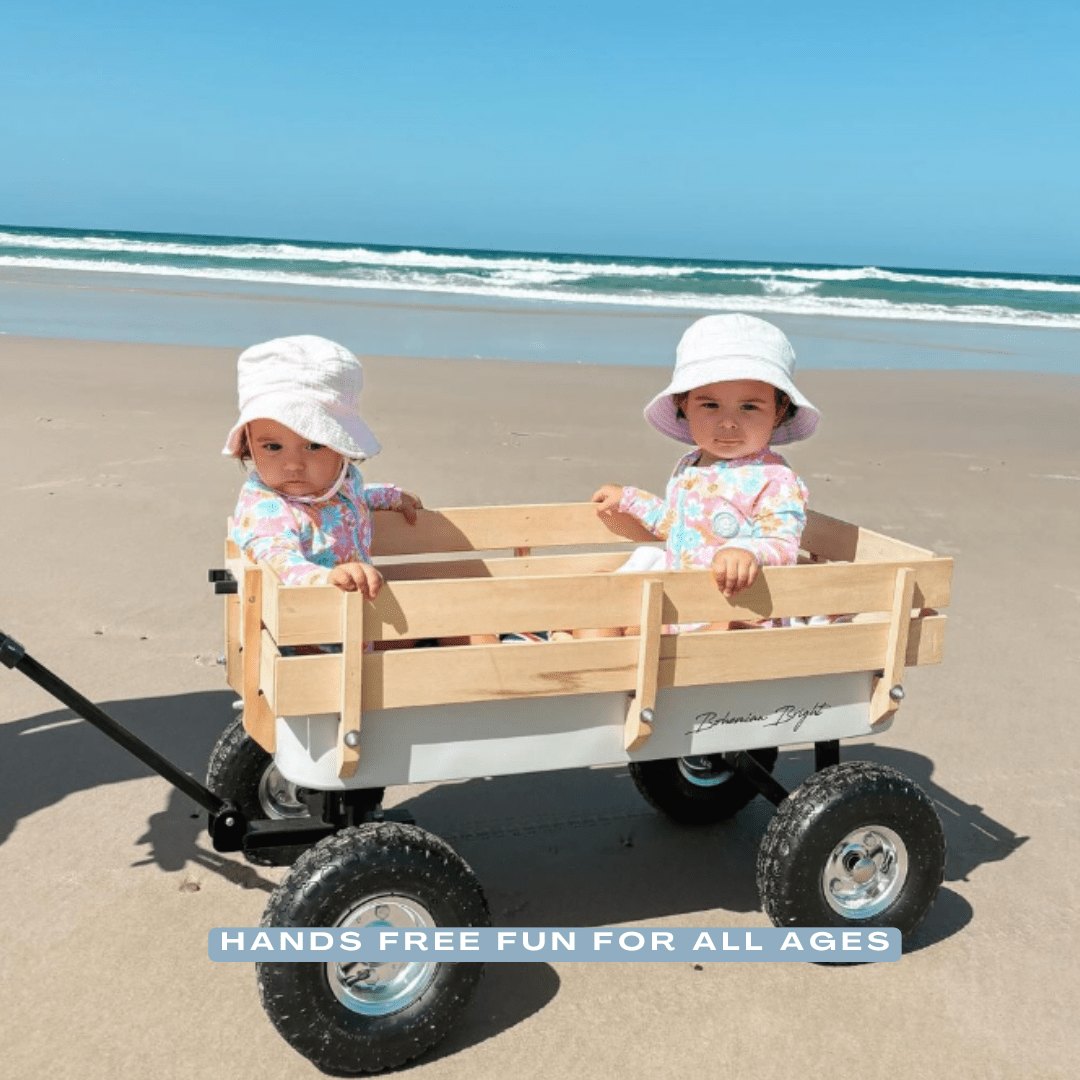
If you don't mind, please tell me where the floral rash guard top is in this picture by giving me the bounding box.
[231,464,405,586]
[618,448,808,570]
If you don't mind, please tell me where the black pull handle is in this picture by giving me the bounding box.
[208,569,237,593]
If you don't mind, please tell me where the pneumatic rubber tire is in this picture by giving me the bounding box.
[756,761,946,940]
[629,747,780,825]
[257,823,490,1075]
[205,715,383,867]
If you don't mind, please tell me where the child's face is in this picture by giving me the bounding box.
[247,418,344,497]
[683,379,785,465]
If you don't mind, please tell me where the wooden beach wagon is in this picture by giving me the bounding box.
[203,501,953,1074]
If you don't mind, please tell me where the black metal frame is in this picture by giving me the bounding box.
[0,629,408,858]
[722,738,841,807]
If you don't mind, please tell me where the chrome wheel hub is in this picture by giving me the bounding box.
[257,764,309,820]
[678,755,735,788]
[328,895,439,1016]
[822,825,908,919]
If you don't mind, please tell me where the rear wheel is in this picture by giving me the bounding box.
[258,823,490,1074]
[206,715,383,866]
[629,747,780,825]
[756,761,945,939]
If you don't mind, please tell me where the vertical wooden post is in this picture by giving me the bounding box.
[625,578,664,751]
[870,567,917,725]
[241,565,276,751]
[337,589,364,778]
[224,540,242,694]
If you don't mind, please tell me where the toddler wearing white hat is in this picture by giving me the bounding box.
[592,314,818,625]
[225,335,422,598]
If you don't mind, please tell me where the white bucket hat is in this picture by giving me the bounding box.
[222,335,381,460]
[644,314,819,446]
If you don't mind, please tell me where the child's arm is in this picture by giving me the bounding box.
[362,483,423,524]
[233,481,339,587]
[234,519,333,587]
[591,485,667,543]
[592,484,670,538]
[711,472,808,595]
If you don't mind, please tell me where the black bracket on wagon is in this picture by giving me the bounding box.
[207,568,238,594]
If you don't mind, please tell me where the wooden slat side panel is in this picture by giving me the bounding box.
[273,559,952,644]
[275,587,345,646]
[626,578,665,750]
[273,652,340,715]
[225,593,242,693]
[369,504,644,556]
[802,509,935,563]
[337,592,363,777]
[261,558,281,642]
[223,539,243,693]
[855,529,935,563]
[801,510,860,561]
[273,615,945,713]
[379,550,649,582]
[870,569,918,724]
[240,566,262,721]
[259,628,280,712]
[241,568,276,751]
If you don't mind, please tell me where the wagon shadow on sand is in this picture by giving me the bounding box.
[1,685,1028,1064]
[0,499,1030,1070]
[2,686,1025,927]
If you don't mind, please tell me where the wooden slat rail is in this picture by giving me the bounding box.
[240,564,276,751]
[801,510,935,563]
[224,539,243,694]
[265,559,952,647]
[870,568,917,726]
[369,503,644,557]
[380,550,646,583]
[625,579,664,751]
[369,504,936,563]
[337,591,363,778]
[261,614,947,715]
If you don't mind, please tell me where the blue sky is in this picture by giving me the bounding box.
[3,0,1078,272]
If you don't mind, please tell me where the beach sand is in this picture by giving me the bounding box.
[1,335,1077,1080]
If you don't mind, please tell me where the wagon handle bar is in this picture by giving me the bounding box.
[0,629,228,818]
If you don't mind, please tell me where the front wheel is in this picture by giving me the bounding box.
[756,761,946,940]
[629,747,780,825]
[257,823,490,1074]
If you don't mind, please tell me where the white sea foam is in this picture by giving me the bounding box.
[752,278,820,296]
[4,254,1080,330]
[0,231,701,279]
[2,230,1079,294]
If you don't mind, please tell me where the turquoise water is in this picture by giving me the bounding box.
[4,224,1080,329]
[1,226,1078,372]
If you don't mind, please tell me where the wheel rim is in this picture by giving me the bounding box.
[257,764,309,820]
[328,895,439,1017]
[677,755,736,788]
[822,825,908,919]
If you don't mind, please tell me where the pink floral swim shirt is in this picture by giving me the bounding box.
[231,464,405,586]
[618,448,808,570]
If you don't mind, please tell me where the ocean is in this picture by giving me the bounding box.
[2,225,1079,371]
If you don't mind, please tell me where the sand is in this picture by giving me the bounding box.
[1,335,1077,1080]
